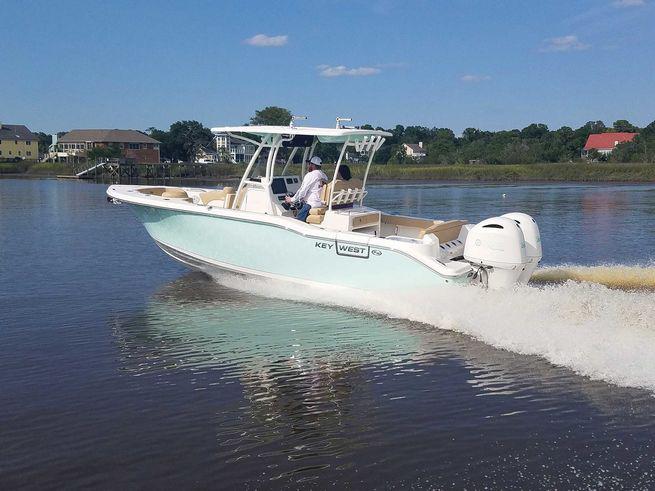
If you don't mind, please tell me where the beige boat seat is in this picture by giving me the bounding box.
[381,214,437,230]
[418,220,468,242]
[326,178,364,208]
[138,187,166,196]
[306,207,326,225]
[198,187,236,207]
[307,178,365,219]
[162,188,190,199]
[381,215,467,242]
[138,187,189,199]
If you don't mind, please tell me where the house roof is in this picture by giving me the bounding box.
[583,132,638,151]
[0,124,38,141]
[58,129,160,144]
[404,143,426,153]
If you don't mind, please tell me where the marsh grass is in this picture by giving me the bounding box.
[3,161,655,182]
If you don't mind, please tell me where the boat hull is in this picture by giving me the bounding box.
[130,204,471,291]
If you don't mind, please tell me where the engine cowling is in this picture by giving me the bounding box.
[502,212,542,283]
[464,217,528,289]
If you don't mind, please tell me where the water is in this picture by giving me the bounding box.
[2,179,655,488]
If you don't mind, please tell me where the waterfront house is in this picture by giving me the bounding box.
[583,132,638,157]
[0,123,39,161]
[56,129,160,164]
[214,133,256,163]
[196,146,222,164]
[403,142,427,160]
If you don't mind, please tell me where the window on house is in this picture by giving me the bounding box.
[0,150,2,155]
[26,140,31,145]
[15,140,18,144]
[18,151,22,155]
[128,143,140,149]
[27,151,32,156]
[9,151,12,155]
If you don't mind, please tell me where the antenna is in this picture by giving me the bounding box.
[336,117,352,129]
[290,115,307,128]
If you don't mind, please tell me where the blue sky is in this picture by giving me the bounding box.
[2,0,654,134]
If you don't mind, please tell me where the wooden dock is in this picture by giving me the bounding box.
[56,159,241,184]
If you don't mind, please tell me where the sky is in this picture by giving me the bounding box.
[2,0,654,134]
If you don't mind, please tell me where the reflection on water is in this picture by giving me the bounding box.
[4,179,655,488]
[106,272,655,487]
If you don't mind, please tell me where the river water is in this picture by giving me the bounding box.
[2,179,655,489]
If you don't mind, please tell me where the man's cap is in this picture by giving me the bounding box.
[308,156,322,167]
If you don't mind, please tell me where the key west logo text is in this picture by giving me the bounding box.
[315,241,371,259]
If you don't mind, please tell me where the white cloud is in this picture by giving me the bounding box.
[460,74,491,83]
[317,65,381,77]
[613,0,645,6]
[244,34,288,47]
[539,34,591,52]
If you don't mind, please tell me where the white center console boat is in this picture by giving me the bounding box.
[107,123,542,290]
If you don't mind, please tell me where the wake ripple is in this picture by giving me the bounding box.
[210,266,655,393]
[533,265,655,291]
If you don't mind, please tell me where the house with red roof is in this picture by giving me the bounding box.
[583,132,638,158]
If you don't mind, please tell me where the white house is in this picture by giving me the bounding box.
[214,133,256,163]
[403,142,426,159]
[582,132,638,157]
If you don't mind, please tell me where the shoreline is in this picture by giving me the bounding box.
[2,174,655,186]
[2,162,655,184]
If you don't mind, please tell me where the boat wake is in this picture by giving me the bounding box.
[533,264,655,291]
[208,265,655,392]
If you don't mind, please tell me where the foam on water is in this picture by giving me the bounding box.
[209,266,655,393]
[533,264,655,291]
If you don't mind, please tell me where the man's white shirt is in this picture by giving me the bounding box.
[295,169,328,207]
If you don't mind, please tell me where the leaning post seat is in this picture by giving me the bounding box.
[327,178,365,209]
[197,187,236,207]
[305,179,365,225]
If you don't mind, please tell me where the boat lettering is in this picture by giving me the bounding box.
[315,241,334,250]
[336,242,369,259]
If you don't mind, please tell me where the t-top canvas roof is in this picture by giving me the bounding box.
[210,125,391,144]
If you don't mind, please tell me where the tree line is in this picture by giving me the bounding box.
[147,107,655,165]
[37,106,655,164]
[374,119,655,165]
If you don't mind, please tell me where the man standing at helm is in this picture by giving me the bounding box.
[285,156,328,222]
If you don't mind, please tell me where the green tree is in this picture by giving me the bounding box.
[35,132,52,157]
[250,106,292,126]
[87,144,122,161]
[462,128,488,142]
[388,144,407,165]
[168,120,213,162]
[520,123,549,140]
[426,128,456,164]
[146,127,172,160]
[612,119,639,133]
[586,149,602,162]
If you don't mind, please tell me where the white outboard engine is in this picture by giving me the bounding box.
[502,212,542,283]
[463,216,529,289]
